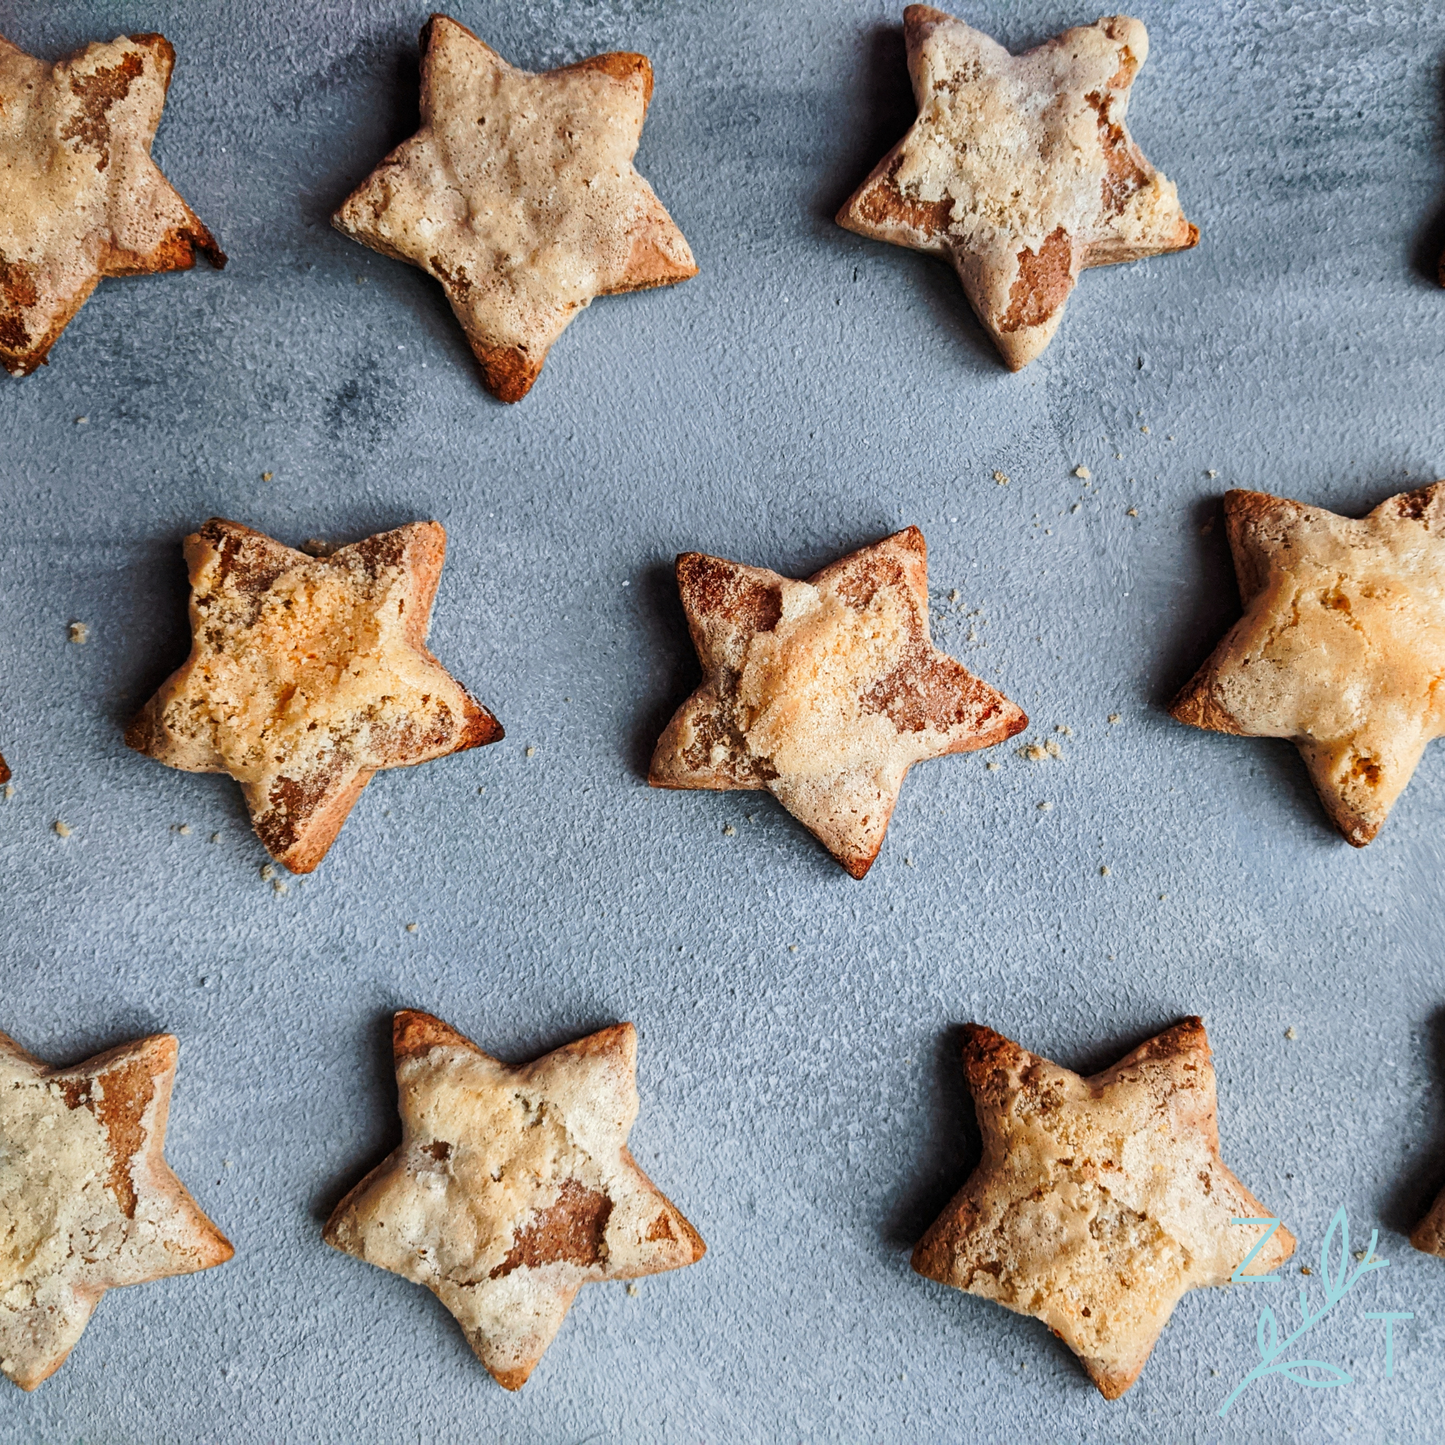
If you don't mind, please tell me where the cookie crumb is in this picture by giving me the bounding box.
[260,863,275,881]
[75,415,88,425]
[787,944,798,953]
[1108,712,1121,724]
[525,746,536,758]
[68,621,88,644]
[948,588,959,602]
[904,856,915,867]
[1206,469,1218,478]
[261,471,273,482]
[1159,893,1167,901]
[406,923,418,934]
[477,786,485,794]
[1071,502,1081,513]
[993,470,1009,486]
[1285,1026,1297,1041]
[178,824,191,836]
[210,832,220,843]
[53,820,71,838]
[986,761,1000,772]
[1055,725,1072,736]
[272,879,288,895]
[722,824,736,837]
[1140,425,1149,434]
[2,784,13,800]
[1300,1266,1312,1276]
[626,1283,639,1297]
[1074,466,1090,479]
[1126,507,1139,518]
[1114,451,1123,459]
[1037,801,1053,811]
[1099,864,1110,876]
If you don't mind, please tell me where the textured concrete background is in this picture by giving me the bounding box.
[0,1,1443,1440]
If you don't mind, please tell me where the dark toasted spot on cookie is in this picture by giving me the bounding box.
[0,257,39,353]
[425,1140,452,1162]
[1350,754,1382,787]
[645,1211,675,1242]
[490,1179,613,1277]
[61,51,145,171]
[832,554,911,614]
[1000,226,1074,333]
[58,1056,155,1219]
[257,761,347,855]
[1084,92,1149,215]
[677,554,782,633]
[853,154,954,238]
[1394,488,1432,522]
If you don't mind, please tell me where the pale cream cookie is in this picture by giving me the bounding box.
[913,1018,1295,1400]
[333,15,696,402]
[126,518,502,873]
[0,30,223,376]
[324,1011,705,1390]
[1171,484,1445,846]
[649,526,1026,877]
[837,7,1196,369]
[0,1027,232,1390]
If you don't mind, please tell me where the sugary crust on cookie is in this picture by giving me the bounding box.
[0,31,224,376]
[126,517,502,872]
[331,15,696,403]
[0,1029,232,1391]
[324,1011,704,1390]
[836,7,1195,370]
[1170,483,1445,846]
[1412,1187,1445,1257]
[649,526,1026,876]
[912,1018,1295,1401]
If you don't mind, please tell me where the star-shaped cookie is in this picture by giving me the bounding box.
[1171,484,1445,846]
[0,1027,232,1390]
[836,7,1196,369]
[649,526,1026,877]
[333,15,696,402]
[126,518,502,873]
[913,1018,1295,1400]
[0,31,224,376]
[324,1011,705,1390]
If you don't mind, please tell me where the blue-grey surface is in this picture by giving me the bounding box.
[0,0,1442,1440]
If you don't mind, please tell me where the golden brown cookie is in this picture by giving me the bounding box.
[333,15,696,402]
[324,1011,705,1390]
[837,7,1196,369]
[0,31,223,376]
[126,518,502,873]
[913,1018,1295,1400]
[1413,1188,1445,1257]
[1171,484,1445,846]
[649,526,1026,877]
[0,753,8,785]
[0,1027,232,1390]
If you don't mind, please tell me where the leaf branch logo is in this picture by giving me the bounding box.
[1218,1206,1412,1417]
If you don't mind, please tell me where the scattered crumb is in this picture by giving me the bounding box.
[1354,1250,1369,1262]
[1037,801,1053,812]
[1019,738,1063,762]
[745,813,755,823]
[178,824,191,836]
[1126,507,1139,518]
[1108,713,1121,724]
[1206,469,1218,478]
[1114,451,1123,459]
[1140,425,1150,434]
[1074,466,1090,479]
[1166,434,1175,441]
[53,820,71,838]
[525,746,536,758]
[1159,893,1167,901]
[1301,1266,1312,1276]
[626,1283,639,1298]
[68,621,88,644]
[260,863,275,881]
[993,470,1009,485]
[948,588,959,603]
[75,415,88,425]
[1099,864,1110,876]
[261,471,273,482]
[477,786,486,794]
[722,824,736,837]
[3,784,12,800]
[300,538,330,557]
[1071,502,1081,513]
[1285,1026,1297,1041]
[787,944,798,953]
[1044,528,1052,535]
[904,856,915,867]
[1056,724,1072,736]
[223,1160,232,1169]
[272,879,288,895]
[986,761,1000,772]
[406,923,418,934]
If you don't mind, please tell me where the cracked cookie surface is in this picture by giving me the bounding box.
[323,1012,704,1390]
[1171,483,1445,845]
[912,1018,1294,1399]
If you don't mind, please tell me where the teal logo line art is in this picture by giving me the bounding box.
[1218,1207,1406,1417]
